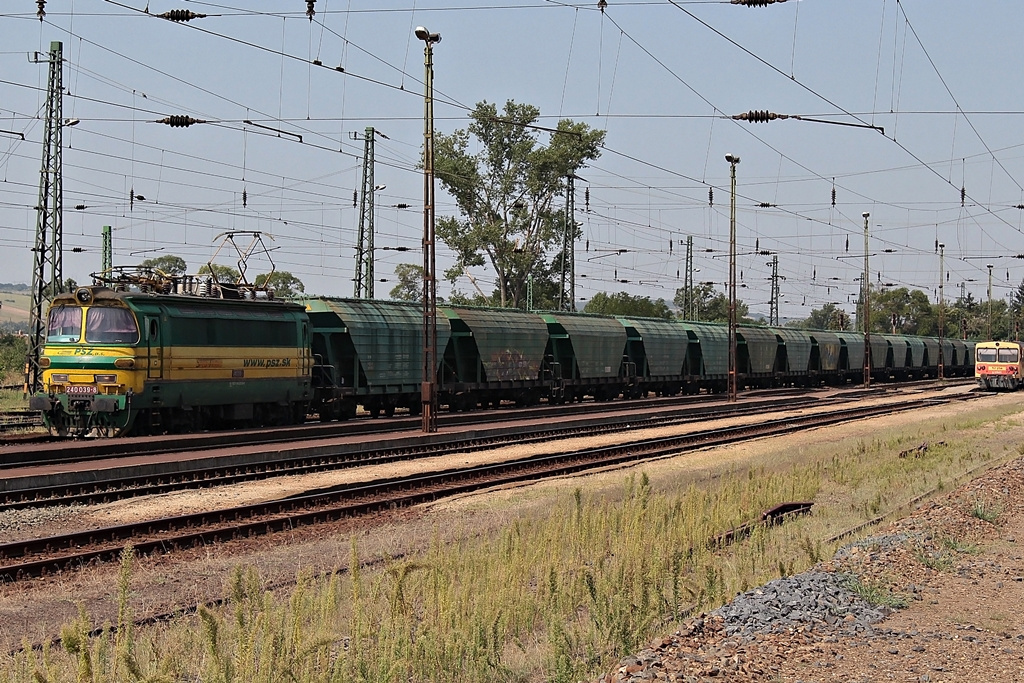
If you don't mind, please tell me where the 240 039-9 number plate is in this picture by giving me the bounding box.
[66,385,98,395]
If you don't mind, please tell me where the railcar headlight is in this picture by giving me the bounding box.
[52,373,69,382]
[39,357,51,368]
[94,374,117,383]
[114,358,136,369]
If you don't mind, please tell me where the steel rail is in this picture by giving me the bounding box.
[0,396,827,510]
[0,394,976,583]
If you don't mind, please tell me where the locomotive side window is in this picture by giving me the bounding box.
[998,347,1020,363]
[977,348,998,363]
[46,306,82,342]
[85,307,140,344]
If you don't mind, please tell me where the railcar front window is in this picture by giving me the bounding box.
[46,306,82,342]
[85,307,140,344]
[998,347,1020,363]
[977,348,998,363]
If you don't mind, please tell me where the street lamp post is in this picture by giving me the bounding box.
[862,212,871,386]
[416,25,441,433]
[938,243,945,379]
[725,154,740,402]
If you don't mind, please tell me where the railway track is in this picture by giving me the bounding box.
[0,395,826,511]
[0,410,41,432]
[0,380,965,469]
[0,392,979,583]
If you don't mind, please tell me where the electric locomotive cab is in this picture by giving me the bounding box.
[974,341,1024,391]
[29,286,144,436]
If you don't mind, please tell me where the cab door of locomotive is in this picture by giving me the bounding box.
[145,316,164,379]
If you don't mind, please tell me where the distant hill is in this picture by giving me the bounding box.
[0,288,32,332]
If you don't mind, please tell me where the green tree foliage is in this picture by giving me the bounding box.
[389,263,423,303]
[583,292,673,319]
[786,302,850,330]
[433,100,605,308]
[869,287,936,335]
[0,333,26,383]
[198,263,241,283]
[255,271,305,298]
[140,255,187,276]
[673,282,748,323]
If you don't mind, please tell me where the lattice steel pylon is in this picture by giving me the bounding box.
[353,127,376,298]
[26,41,64,395]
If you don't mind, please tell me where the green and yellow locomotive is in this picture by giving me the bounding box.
[30,283,312,436]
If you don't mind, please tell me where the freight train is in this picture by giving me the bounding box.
[29,280,976,437]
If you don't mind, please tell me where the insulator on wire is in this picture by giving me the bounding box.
[708,186,714,206]
[845,236,849,252]
[733,110,789,123]
[352,190,357,208]
[585,186,590,211]
[586,239,590,252]
[755,238,760,251]
[758,202,777,208]
[37,0,45,20]
[731,0,788,5]
[306,0,316,20]
[831,184,836,207]
[598,0,607,12]
[935,239,938,253]
[242,188,247,208]
[129,186,134,211]
[813,267,816,280]
[961,186,966,207]
[159,9,206,22]
[1015,204,1024,210]
[157,115,206,128]
[669,239,673,255]
[758,250,771,256]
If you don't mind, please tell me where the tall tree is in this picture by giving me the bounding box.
[583,292,673,319]
[433,100,605,308]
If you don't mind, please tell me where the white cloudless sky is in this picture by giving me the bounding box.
[2,0,1023,320]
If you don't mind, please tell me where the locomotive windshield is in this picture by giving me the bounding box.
[999,347,1020,363]
[85,307,140,344]
[46,306,82,342]
[977,348,997,362]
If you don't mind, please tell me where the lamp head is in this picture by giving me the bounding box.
[725,153,739,164]
[415,26,441,43]
[862,212,870,219]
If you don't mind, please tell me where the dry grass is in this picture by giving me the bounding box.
[4,394,1024,683]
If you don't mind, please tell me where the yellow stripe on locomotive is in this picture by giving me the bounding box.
[31,285,312,436]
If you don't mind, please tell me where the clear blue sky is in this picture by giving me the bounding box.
[2,1,1023,321]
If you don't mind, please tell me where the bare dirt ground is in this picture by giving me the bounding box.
[3,386,1024,683]
[601,442,1024,682]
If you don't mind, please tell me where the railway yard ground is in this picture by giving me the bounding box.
[2,383,1024,681]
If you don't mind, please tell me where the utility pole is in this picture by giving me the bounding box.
[684,235,694,320]
[937,243,944,379]
[27,41,64,396]
[559,174,577,311]
[416,26,441,433]
[726,154,740,402]
[353,127,378,299]
[102,225,112,276]
[769,254,780,326]
[862,212,871,386]
[987,263,994,339]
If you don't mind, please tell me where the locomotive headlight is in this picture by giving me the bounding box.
[39,357,51,368]
[52,373,69,382]
[114,358,136,369]
[94,374,117,383]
